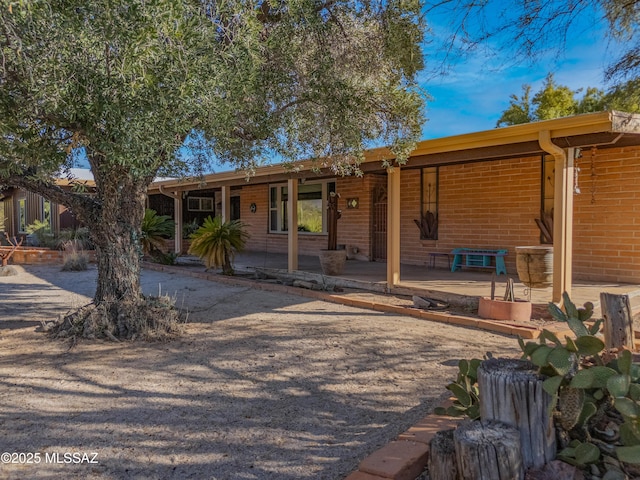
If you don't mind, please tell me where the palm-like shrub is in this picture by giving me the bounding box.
[188,216,249,275]
[140,209,174,257]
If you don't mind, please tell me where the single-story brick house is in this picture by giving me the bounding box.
[148,111,640,302]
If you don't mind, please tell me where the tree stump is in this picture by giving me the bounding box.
[429,429,458,480]
[478,358,556,470]
[600,293,634,350]
[454,419,524,480]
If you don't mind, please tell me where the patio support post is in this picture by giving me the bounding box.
[221,185,231,223]
[287,178,298,272]
[173,194,183,255]
[158,185,183,254]
[387,166,401,287]
[539,130,574,302]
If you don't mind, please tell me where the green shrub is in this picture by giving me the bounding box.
[26,220,55,247]
[141,209,174,256]
[188,216,249,275]
[436,292,640,477]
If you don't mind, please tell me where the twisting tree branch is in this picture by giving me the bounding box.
[2,169,100,225]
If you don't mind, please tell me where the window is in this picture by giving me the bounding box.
[419,167,439,240]
[43,199,52,228]
[187,197,214,212]
[269,180,336,233]
[18,198,26,233]
[539,155,554,244]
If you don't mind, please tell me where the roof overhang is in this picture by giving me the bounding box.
[149,110,640,193]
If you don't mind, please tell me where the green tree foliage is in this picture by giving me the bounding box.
[533,74,579,121]
[497,74,640,126]
[606,79,640,112]
[0,1,425,335]
[495,85,534,127]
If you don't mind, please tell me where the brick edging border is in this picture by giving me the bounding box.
[142,262,561,340]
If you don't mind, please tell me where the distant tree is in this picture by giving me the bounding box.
[532,74,580,121]
[577,87,607,114]
[0,1,425,339]
[604,79,640,112]
[497,74,601,126]
[495,85,534,127]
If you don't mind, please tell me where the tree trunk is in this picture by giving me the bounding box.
[429,429,458,480]
[601,293,634,350]
[478,357,556,471]
[51,171,182,340]
[454,419,524,480]
[91,178,146,304]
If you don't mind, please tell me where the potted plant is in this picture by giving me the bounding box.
[477,277,532,322]
[188,215,249,275]
[318,192,347,276]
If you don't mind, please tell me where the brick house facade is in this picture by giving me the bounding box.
[143,111,640,293]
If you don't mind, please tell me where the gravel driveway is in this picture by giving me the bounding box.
[0,265,520,479]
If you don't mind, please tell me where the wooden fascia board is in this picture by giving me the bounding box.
[408,112,618,158]
[149,111,639,192]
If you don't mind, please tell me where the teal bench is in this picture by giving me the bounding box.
[451,248,507,275]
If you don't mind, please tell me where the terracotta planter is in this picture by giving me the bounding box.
[319,249,347,276]
[478,297,532,322]
[515,246,553,288]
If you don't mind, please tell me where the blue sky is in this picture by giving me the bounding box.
[420,10,611,139]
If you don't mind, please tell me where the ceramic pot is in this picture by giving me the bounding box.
[319,249,347,276]
[478,297,532,322]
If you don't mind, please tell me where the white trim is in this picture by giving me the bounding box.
[269,179,335,234]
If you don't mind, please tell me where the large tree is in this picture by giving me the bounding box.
[0,1,425,338]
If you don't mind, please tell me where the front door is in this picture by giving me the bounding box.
[372,184,387,261]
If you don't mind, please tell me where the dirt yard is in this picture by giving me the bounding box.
[0,265,521,479]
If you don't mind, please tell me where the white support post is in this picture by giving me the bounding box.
[539,130,574,303]
[221,185,231,223]
[174,194,183,255]
[387,167,401,287]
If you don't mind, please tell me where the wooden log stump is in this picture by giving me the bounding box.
[454,419,524,480]
[600,293,634,350]
[429,429,458,480]
[478,358,556,470]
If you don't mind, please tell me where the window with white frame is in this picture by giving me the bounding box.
[187,196,214,212]
[269,180,336,233]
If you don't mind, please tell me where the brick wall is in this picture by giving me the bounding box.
[395,146,640,283]
[573,146,640,283]
[2,247,96,265]
[162,144,640,284]
[231,176,377,259]
[335,175,375,260]
[398,157,542,274]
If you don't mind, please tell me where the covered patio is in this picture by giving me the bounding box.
[150,111,640,312]
[180,251,640,318]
